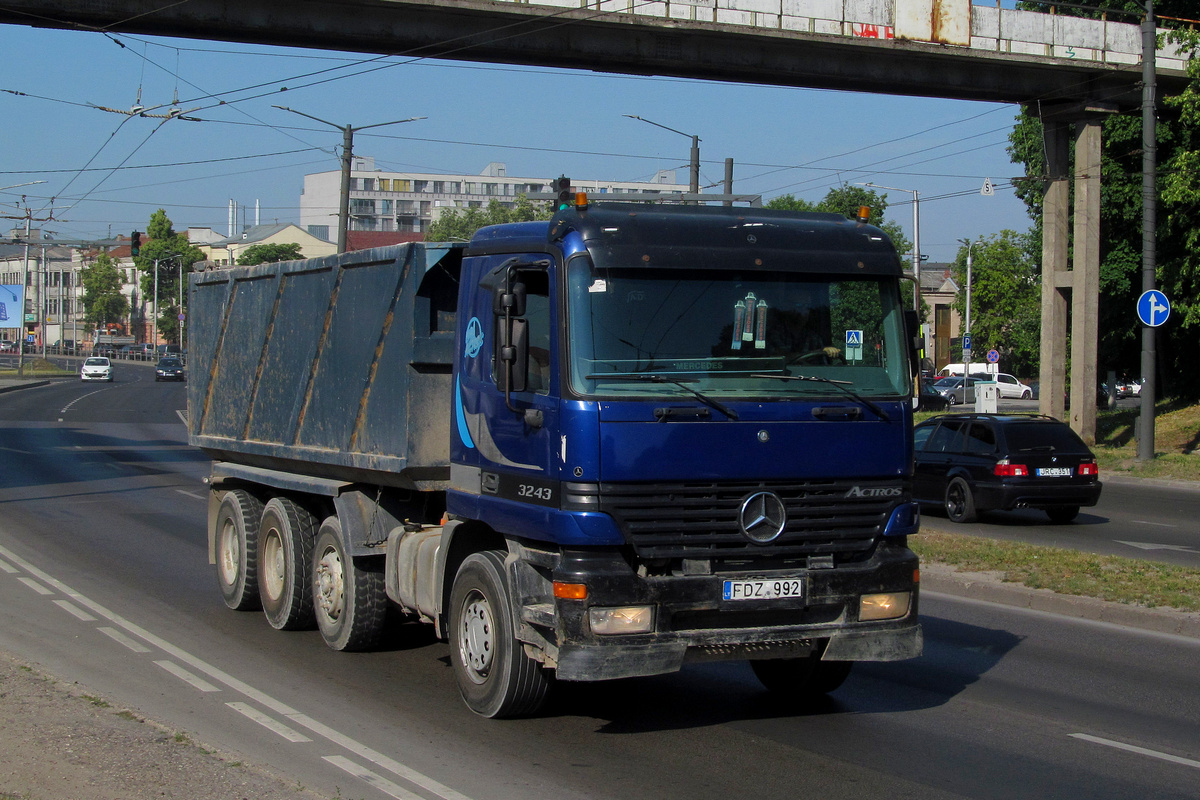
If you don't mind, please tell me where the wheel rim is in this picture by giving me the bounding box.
[946,483,965,518]
[218,520,239,586]
[261,529,285,600]
[459,590,495,684]
[314,545,344,623]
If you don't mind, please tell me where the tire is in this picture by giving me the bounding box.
[449,550,549,718]
[1021,389,1032,399]
[947,394,958,405]
[257,497,317,631]
[214,489,263,611]
[312,517,387,651]
[751,651,853,700]
[1046,506,1080,524]
[944,477,978,523]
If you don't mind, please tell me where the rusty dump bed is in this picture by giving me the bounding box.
[186,243,464,490]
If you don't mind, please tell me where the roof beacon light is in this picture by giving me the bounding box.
[574,191,589,208]
[856,206,871,223]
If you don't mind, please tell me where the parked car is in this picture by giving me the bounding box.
[991,373,1032,399]
[154,357,186,382]
[913,413,1102,524]
[932,376,979,405]
[0,340,16,353]
[916,377,951,412]
[80,356,113,382]
[1115,378,1142,399]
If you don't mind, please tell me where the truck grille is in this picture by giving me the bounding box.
[562,480,901,560]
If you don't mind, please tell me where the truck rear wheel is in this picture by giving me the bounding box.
[751,652,853,699]
[312,517,387,651]
[258,497,316,631]
[215,490,263,611]
[449,550,549,718]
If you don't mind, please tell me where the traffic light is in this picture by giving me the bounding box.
[131,230,142,256]
[553,176,572,210]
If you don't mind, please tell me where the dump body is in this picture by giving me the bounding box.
[187,243,463,489]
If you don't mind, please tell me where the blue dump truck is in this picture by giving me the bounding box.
[188,200,923,717]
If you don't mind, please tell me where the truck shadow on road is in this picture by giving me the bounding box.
[534,615,1021,731]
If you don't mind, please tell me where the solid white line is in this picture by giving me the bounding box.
[1070,733,1200,769]
[154,660,221,693]
[97,626,152,653]
[323,756,427,800]
[17,576,53,595]
[175,489,205,500]
[0,542,476,800]
[0,557,18,574]
[226,702,312,743]
[53,599,97,621]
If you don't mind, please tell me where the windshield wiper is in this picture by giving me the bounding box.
[751,373,891,422]
[586,373,739,420]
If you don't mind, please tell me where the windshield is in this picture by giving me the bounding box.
[566,259,911,399]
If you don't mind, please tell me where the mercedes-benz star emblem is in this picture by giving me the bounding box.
[738,492,787,543]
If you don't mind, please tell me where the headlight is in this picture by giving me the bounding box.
[588,606,654,635]
[860,592,911,621]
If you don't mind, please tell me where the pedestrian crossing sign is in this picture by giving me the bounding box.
[846,329,863,361]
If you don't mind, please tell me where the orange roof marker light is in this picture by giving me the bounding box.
[856,206,871,223]
[574,191,589,208]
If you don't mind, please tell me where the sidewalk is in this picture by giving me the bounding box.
[0,378,51,393]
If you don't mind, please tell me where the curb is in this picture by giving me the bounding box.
[0,380,50,394]
[921,562,1200,639]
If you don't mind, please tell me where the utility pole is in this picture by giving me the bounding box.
[274,107,425,253]
[1138,0,1158,460]
[624,115,701,196]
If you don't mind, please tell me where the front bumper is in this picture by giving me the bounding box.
[513,540,922,682]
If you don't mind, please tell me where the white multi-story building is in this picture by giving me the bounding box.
[299,160,688,238]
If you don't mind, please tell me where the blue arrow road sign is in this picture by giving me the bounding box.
[1137,290,1170,327]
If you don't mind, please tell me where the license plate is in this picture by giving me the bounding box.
[723,579,805,601]
[1037,467,1072,477]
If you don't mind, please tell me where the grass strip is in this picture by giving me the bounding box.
[911,531,1200,612]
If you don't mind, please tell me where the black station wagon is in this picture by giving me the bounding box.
[913,414,1102,523]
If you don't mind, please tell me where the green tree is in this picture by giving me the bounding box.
[1008,1,1199,398]
[949,231,1041,377]
[80,252,129,333]
[427,196,552,242]
[134,209,205,345]
[767,186,924,323]
[237,243,304,265]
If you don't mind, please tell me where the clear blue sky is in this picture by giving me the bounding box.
[1,14,1033,263]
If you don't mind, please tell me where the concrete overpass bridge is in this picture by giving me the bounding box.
[2,0,1192,440]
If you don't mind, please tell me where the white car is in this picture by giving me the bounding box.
[991,372,1032,399]
[80,357,113,382]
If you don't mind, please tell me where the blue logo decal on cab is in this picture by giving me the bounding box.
[465,317,484,358]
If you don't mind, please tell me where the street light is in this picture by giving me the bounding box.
[274,106,426,253]
[624,115,700,196]
[959,236,981,366]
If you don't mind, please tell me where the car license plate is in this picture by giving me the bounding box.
[723,579,804,601]
[1037,467,1072,477]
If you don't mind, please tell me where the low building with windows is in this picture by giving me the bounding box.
[191,223,337,266]
[298,160,688,238]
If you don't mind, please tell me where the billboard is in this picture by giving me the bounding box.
[1,284,24,326]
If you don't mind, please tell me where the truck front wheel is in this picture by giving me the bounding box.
[258,497,316,631]
[312,517,386,651]
[751,652,853,699]
[214,490,263,611]
[449,550,549,718]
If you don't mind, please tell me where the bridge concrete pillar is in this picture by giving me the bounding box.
[1070,118,1103,445]
[1039,119,1070,424]
[1036,104,1113,445]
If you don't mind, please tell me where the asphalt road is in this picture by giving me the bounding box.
[1,371,1198,800]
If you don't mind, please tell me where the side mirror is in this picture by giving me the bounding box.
[903,309,920,373]
[493,279,527,317]
[495,317,529,395]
